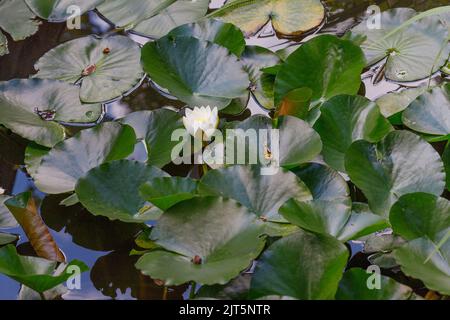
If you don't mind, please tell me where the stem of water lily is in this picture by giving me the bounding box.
[162,286,168,300]
[189,281,196,299]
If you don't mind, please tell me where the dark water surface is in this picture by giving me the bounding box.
[0,0,448,299]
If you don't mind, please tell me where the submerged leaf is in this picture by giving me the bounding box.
[5,192,65,262]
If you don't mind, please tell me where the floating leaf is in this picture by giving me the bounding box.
[98,0,210,39]
[5,192,64,262]
[136,197,265,286]
[0,79,102,147]
[197,273,251,300]
[290,163,349,201]
[139,176,198,211]
[314,95,393,172]
[120,109,186,167]
[199,165,312,222]
[402,85,450,136]
[241,46,281,110]
[0,232,18,245]
[228,115,322,168]
[336,268,413,300]
[141,35,249,109]
[209,0,325,38]
[0,0,40,42]
[274,35,365,111]
[0,245,88,293]
[276,88,313,119]
[394,231,450,296]
[280,199,387,242]
[75,160,167,223]
[0,195,17,228]
[168,19,246,56]
[249,229,349,299]
[376,86,428,118]
[350,8,449,82]
[390,193,450,242]
[25,0,103,22]
[33,122,136,194]
[34,35,144,103]
[345,131,445,216]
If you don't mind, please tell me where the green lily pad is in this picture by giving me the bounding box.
[228,115,322,168]
[274,35,366,110]
[376,86,428,118]
[139,176,198,211]
[0,78,102,147]
[394,231,450,296]
[120,109,186,167]
[197,273,251,300]
[141,35,249,109]
[345,130,445,217]
[34,35,144,103]
[0,195,17,228]
[97,0,210,39]
[336,268,413,300]
[198,165,312,222]
[350,8,449,82]
[390,193,450,242]
[249,229,349,299]
[24,143,51,176]
[241,46,281,110]
[314,95,393,172]
[0,245,88,293]
[280,199,388,242]
[402,85,450,136]
[25,0,103,22]
[337,203,390,242]
[33,122,136,194]
[75,160,167,223]
[135,197,265,286]
[168,19,246,57]
[290,163,349,201]
[208,0,325,38]
[0,232,18,245]
[0,0,40,42]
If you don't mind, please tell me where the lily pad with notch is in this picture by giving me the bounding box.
[34,35,144,103]
[135,197,266,286]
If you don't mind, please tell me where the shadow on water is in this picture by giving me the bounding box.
[0,0,449,299]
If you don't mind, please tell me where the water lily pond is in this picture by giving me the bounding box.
[0,0,449,300]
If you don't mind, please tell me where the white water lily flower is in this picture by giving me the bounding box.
[0,187,4,195]
[183,106,219,140]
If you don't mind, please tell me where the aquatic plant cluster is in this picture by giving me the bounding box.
[0,0,449,300]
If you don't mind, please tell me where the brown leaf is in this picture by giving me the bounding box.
[5,192,65,262]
